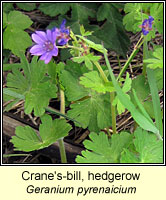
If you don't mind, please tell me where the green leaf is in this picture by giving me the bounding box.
[25,81,57,116]
[80,24,93,36]
[122,73,132,93]
[121,128,163,163]
[80,71,114,93]
[39,3,71,17]
[67,92,112,132]
[10,115,72,152]
[90,4,130,57]
[131,75,150,101]
[150,3,163,34]
[4,56,57,116]
[147,68,163,136]
[3,27,32,57]
[3,63,22,71]
[3,88,25,100]
[71,3,96,24]
[144,47,163,69]
[97,3,110,21]
[113,73,131,115]
[120,149,140,163]
[154,68,163,91]
[109,131,133,162]
[103,46,159,135]
[3,11,33,56]
[134,128,163,163]
[76,131,133,163]
[6,10,33,29]
[60,70,89,101]
[3,12,7,28]
[3,3,14,13]
[76,132,113,163]
[123,3,163,40]
[16,3,36,11]
[132,89,153,123]
[76,35,107,54]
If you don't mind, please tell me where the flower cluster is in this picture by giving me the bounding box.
[52,19,70,46]
[140,16,154,36]
[30,19,70,64]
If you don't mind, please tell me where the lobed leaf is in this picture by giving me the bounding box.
[11,115,72,152]
[4,55,57,116]
[144,47,163,69]
[16,3,36,11]
[3,10,33,56]
[121,128,163,163]
[39,3,71,17]
[80,71,114,93]
[76,131,133,163]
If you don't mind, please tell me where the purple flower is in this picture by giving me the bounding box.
[140,16,154,35]
[52,19,70,45]
[30,29,58,64]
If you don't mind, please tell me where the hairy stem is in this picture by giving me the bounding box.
[58,89,67,163]
[93,61,117,134]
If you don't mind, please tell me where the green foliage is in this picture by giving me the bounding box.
[10,114,72,152]
[91,3,130,57]
[3,3,14,13]
[123,3,163,37]
[76,127,163,163]
[79,71,114,93]
[3,56,57,116]
[67,93,112,132]
[76,35,108,54]
[144,47,163,69]
[16,3,36,11]
[72,53,101,70]
[80,25,93,36]
[59,61,112,132]
[45,3,130,57]
[113,73,132,114]
[60,60,89,101]
[147,68,163,136]
[121,128,163,163]
[70,3,96,25]
[3,10,33,56]
[76,131,133,163]
[103,47,159,135]
[150,3,163,34]
[39,3,71,17]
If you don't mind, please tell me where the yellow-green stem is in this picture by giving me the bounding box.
[117,34,144,81]
[142,36,148,76]
[93,61,117,134]
[58,89,67,163]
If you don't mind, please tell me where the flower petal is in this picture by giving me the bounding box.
[51,47,58,56]
[35,31,47,41]
[148,16,154,23]
[40,52,52,64]
[60,19,66,30]
[58,38,67,45]
[142,29,149,35]
[46,29,56,43]
[32,33,45,44]
[30,45,45,55]
[142,19,148,26]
